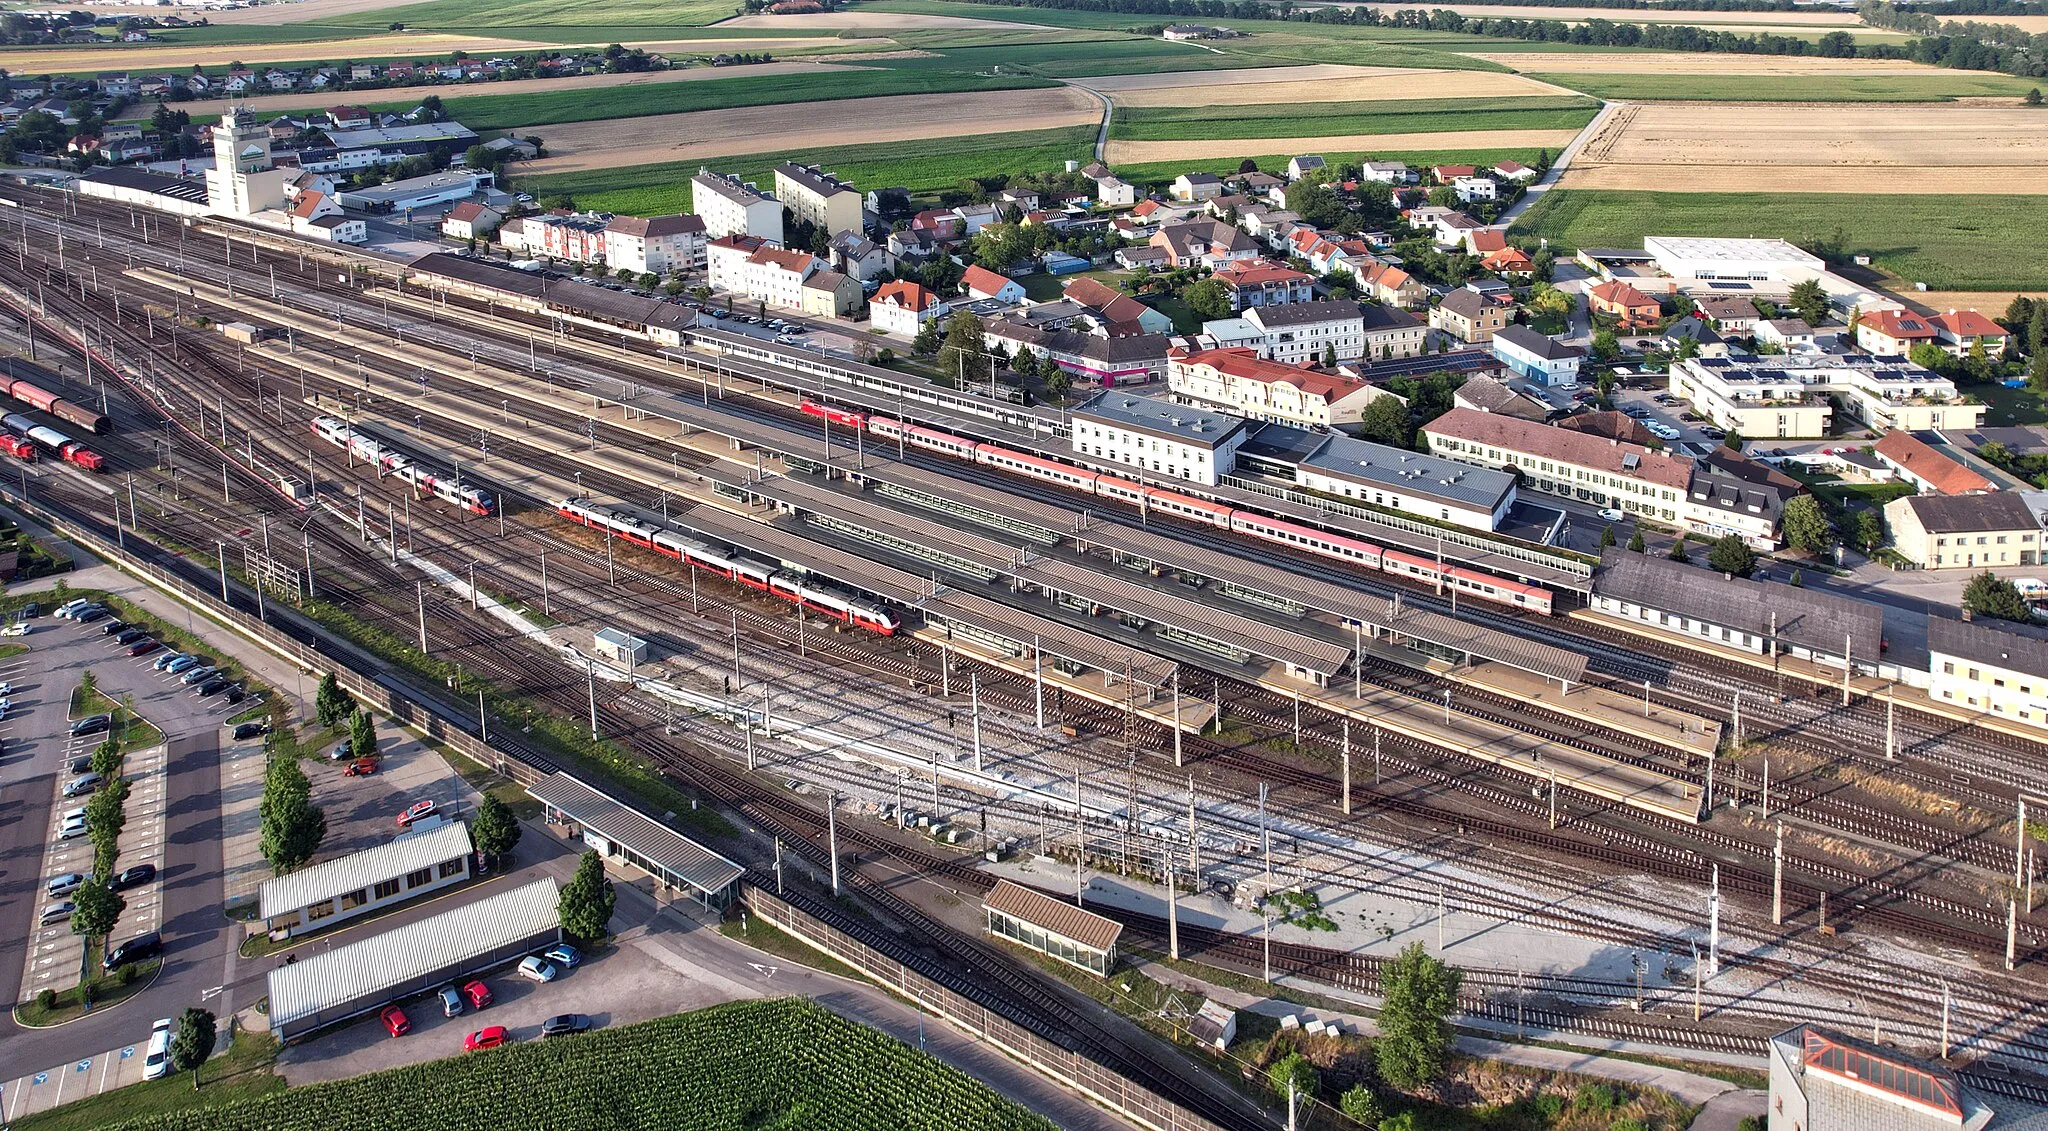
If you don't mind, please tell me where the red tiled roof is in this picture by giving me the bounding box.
[747,246,815,273]
[1873,430,1994,496]
[1588,280,1658,310]
[1062,276,1127,310]
[1173,346,1363,402]
[1863,308,1937,341]
[874,280,938,312]
[1424,407,1692,490]
[1928,309,2007,340]
[1467,229,1507,254]
[962,264,1017,298]
[289,192,326,219]
[447,201,488,222]
[1212,260,1311,286]
[1482,248,1534,272]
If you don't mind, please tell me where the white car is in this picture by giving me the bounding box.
[143,1017,173,1080]
[517,955,558,983]
[1598,508,1627,522]
[2,622,29,637]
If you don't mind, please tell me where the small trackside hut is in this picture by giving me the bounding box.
[529,772,743,910]
[983,880,1123,976]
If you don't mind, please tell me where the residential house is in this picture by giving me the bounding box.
[1663,315,1727,358]
[302,213,367,244]
[350,64,379,81]
[1116,245,1171,271]
[1170,172,1225,202]
[691,168,782,243]
[1925,616,2048,730]
[1427,211,1482,249]
[1873,430,1994,496]
[1152,219,1259,269]
[1688,446,1802,550]
[1071,391,1247,486]
[1358,303,1426,361]
[869,280,947,338]
[1452,374,1547,421]
[605,213,707,274]
[1587,280,1661,330]
[799,269,861,318]
[1927,309,2010,358]
[1695,296,1760,337]
[1355,262,1428,310]
[827,231,891,282]
[1491,325,1584,387]
[1080,162,1136,207]
[888,227,944,265]
[97,73,136,97]
[326,105,371,130]
[1467,229,1508,257]
[987,322,1172,387]
[1481,248,1534,278]
[1422,407,1692,523]
[961,265,1026,304]
[1492,160,1537,182]
[1062,277,1173,335]
[1167,346,1387,428]
[1359,161,1415,185]
[1431,165,1476,184]
[1211,260,1314,311]
[1558,409,1656,447]
[1451,176,1496,204]
[502,210,609,264]
[1285,155,1326,181]
[1856,308,1939,357]
[1755,317,1817,350]
[1884,492,2042,569]
[440,200,502,240]
[733,246,823,310]
[773,162,861,235]
[1431,287,1512,344]
[704,234,772,294]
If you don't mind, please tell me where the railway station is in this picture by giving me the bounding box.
[529,772,746,910]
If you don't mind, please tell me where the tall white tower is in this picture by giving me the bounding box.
[205,103,285,217]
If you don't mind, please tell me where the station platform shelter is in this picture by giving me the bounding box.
[984,879,1123,977]
[529,772,745,910]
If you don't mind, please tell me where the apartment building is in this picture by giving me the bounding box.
[1671,355,1985,436]
[773,162,861,235]
[603,213,707,274]
[1883,493,2041,569]
[1430,287,1512,344]
[1072,391,1247,486]
[691,168,783,242]
[1926,616,2048,731]
[869,280,946,338]
[1166,346,1381,428]
[1422,407,1690,522]
[1207,300,1368,365]
[1491,325,1583,387]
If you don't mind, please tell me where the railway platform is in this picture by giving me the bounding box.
[915,622,1218,738]
[1459,663,1722,758]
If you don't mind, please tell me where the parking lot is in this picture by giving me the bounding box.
[3,1028,166,1123]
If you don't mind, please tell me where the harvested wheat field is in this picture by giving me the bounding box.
[199,0,446,22]
[0,32,552,72]
[1468,52,1958,74]
[1368,2,1872,24]
[1564,103,2048,194]
[1074,64,1575,106]
[1107,128,1582,164]
[525,86,1099,174]
[1901,290,2048,315]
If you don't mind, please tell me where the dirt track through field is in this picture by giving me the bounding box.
[1466,52,1965,74]
[1562,102,2048,194]
[523,86,1100,174]
[1106,128,1582,164]
[1072,63,1577,105]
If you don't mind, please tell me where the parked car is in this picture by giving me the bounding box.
[438,985,464,1018]
[114,628,145,645]
[1598,508,1628,522]
[59,816,89,839]
[329,740,353,761]
[3,621,29,637]
[381,1004,411,1037]
[231,721,269,741]
[69,714,111,737]
[224,685,246,704]
[397,800,438,828]
[462,980,492,1009]
[76,606,109,623]
[64,773,102,797]
[517,955,557,983]
[47,872,84,898]
[110,863,157,891]
[165,654,202,675]
[541,1014,592,1038]
[127,639,159,657]
[99,619,128,636]
[179,665,219,686]
[143,1018,173,1080]
[541,943,582,968]
[195,678,228,698]
[103,931,161,971]
[153,650,185,671]
[463,1026,509,1051]
[67,755,93,775]
[54,598,89,618]
[39,901,74,925]
[22,601,39,617]
[344,758,378,777]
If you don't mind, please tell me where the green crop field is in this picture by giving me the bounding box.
[1114,147,1546,186]
[375,61,1056,131]
[102,999,1055,1131]
[1113,96,1598,141]
[1512,189,2048,291]
[517,125,1096,214]
[319,0,746,31]
[1526,72,2045,102]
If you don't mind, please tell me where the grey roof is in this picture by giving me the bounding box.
[1237,421,1330,465]
[1251,299,1361,329]
[324,122,477,149]
[1358,303,1421,332]
[1437,288,1494,320]
[80,165,208,204]
[1351,349,1502,383]
[693,169,773,207]
[1594,548,1883,659]
[1494,324,1584,361]
[774,161,856,199]
[1303,435,1515,511]
[266,877,558,1032]
[1900,492,2040,534]
[1926,615,2048,675]
[528,773,744,896]
[1074,391,1245,448]
[1686,465,1784,525]
[925,590,1175,686]
[259,821,472,919]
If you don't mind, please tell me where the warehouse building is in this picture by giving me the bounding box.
[266,877,559,1041]
[258,820,474,939]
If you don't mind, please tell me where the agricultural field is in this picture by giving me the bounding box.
[1523,71,2046,102]
[524,86,1099,175]
[1111,95,1599,141]
[1072,63,1570,106]
[1564,103,2048,194]
[312,0,747,32]
[1511,189,2048,291]
[96,999,1057,1131]
[515,125,1096,215]
[1106,128,1581,165]
[1114,147,1548,187]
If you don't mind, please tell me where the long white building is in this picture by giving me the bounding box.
[691,169,783,243]
[1671,354,1985,437]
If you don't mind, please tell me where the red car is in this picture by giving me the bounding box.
[126,639,159,657]
[463,1025,508,1052]
[380,1005,410,1038]
[343,758,379,777]
[396,799,437,828]
[462,980,492,1009]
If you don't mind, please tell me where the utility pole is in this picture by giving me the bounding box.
[1188,777,1200,887]
[303,534,315,601]
[1259,782,1272,896]
[1341,718,1351,815]
[1032,636,1044,730]
[1171,666,1182,768]
[1843,633,1853,707]
[1762,758,1771,819]
[587,660,600,741]
[1691,940,1702,1023]
[827,793,840,896]
[1165,836,1180,962]
[1885,695,1896,760]
[1074,765,1085,907]
[217,541,230,605]
[1773,822,1785,926]
[1941,980,1952,1059]
[970,671,983,774]
[1708,864,1721,977]
[1731,691,1742,749]
[478,689,488,742]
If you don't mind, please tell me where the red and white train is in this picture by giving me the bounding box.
[311,417,495,516]
[553,496,899,635]
[804,400,1553,615]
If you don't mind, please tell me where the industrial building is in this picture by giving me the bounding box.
[1767,1024,2017,1131]
[258,820,474,939]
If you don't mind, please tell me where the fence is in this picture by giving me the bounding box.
[742,883,1237,1131]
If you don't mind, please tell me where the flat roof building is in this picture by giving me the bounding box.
[335,169,490,213]
[1645,236,1824,285]
[529,772,744,908]
[259,820,474,939]
[984,880,1122,976]
[267,877,559,1041]
[1298,434,1517,532]
[1072,391,1248,487]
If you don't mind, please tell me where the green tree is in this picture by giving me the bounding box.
[1854,509,1885,554]
[314,672,353,727]
[1789,569,1804,587]
[1589,328,1620,361]
[1627,528,1646,553]
[259,754,325,875]
[1963,571,2033,622]
[558,849,617,941]
[1340,1086,1383,1126]
[2027,87,2044,106]
[938,311,991,386]
[171,1007,216,1088]
[1375,941,1462,1088]
[1042,364,1071,402]
[472,793,522,865]
[90,737,122,778]
[1787,279,1829,326]
[1780,494,1834,554]
[1724,429,1744,451]
[1600,524,1617,550]
[910,316,941,357]
[1267,1051,1318,1102]
[1358,395,1412,449]
[1183,277,1231,321]
[1526,282,1573,320]
[1707,534,1757,576]
[1667,532,1690,561]
[1322,341,1338,369]
[347,710,376,760]
[71,880,125,946]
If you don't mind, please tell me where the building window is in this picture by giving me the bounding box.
[306,899,336,922]
[406,868,433,889]
[340,888,368,911]
[374,878,401,900]
[440,859,466,879]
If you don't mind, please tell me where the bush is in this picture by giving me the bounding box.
[36,987,55,1010]
[1574,1083,1619,1114]
[1340,1085,1382,1125]
[80,980,98,1006]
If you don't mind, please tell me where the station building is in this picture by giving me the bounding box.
[258,820,474,940]
[1926,615,2048,731]
[983,880,1122,976]
[1072,392,1247,487]
[528,772,744,909]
